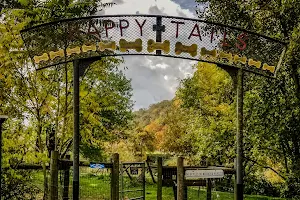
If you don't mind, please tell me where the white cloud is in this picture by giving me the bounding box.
[100,0,197,110]
[101,0,195,17]
[119,55,196,110]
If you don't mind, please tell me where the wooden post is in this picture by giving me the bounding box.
[0,115,8,199]
[120,163,124,200]
[50,151,59,200]
[157,157,163,200]
[234,158,237,199]
[206,179,212,200]
[111,153,119,200]
[177,157,184,200]
[142,163,146,199]
[146,157,156,183]
[63,155,70,200]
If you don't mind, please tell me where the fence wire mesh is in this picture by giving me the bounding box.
[21,15,286,77]
[4,166,112,200]
[2,165,289,199]
[120,163,145,200]
[69,166,112,200]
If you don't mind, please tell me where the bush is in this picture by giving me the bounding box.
[214,175,235,193]
[2,169,40,200]
[244,174,281,197]
[215,174,281,197]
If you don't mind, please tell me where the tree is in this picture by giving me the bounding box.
[1,1,132,198]
[162,62,235,164]
[196,0,300,197]
[126,101,171,159]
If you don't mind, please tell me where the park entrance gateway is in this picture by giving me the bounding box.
[20,15,287,200]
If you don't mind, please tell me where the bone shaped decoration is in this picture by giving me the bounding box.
[175,42,197,57]
[119,39,143,52]
[99,41,117,52]
[147,39,170,54]
[66,46,81,56]
[200,47,217,58]
[262,63,275,73]
[234,55,247,64]
[248,59,261,69]
[49,49,64,60]
[219,51,233,62]
[34,53,49,64]
[82,44,97,53]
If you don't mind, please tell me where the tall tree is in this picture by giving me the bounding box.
[0,1,132,198]
[162,62,235,163]
[196,0,300,197]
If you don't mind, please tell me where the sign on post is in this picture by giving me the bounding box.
[21,15,286,77]
[130,167,139,175]
[90,163,105,169]
[185,169,224,179]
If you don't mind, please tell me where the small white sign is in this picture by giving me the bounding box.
[185,169,224,179]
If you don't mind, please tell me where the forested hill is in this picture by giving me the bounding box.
[129,62,236,161]
[127,62,286,197]
[127,100,172,155]
[134,100,172,127]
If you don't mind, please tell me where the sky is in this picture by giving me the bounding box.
[100,0,199,110]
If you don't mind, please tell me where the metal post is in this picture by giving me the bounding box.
[63,155,71,200]
[0,115,8,199]
[154,16,165,56]
[206,179,212,200]
[206,158,212,200]
[236,68,244,200]
[157,157,162,200]
[73,60,80,200]
[173,184,177,200]
[177,157,184,200]
[50,150,59,200]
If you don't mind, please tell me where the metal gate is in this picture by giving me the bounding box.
[120,162,146,200]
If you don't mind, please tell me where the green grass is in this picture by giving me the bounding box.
[30,171,286,200]
[144,184,285,200]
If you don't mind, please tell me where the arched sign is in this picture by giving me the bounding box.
[19,15,288,200]
[21,15,287,76]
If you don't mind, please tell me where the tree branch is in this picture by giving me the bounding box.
[244,156,286,180]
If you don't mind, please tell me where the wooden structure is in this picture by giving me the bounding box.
[150,155,236,200]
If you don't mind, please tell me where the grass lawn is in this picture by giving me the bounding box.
[145,184,285,200]
[31,171,286,200]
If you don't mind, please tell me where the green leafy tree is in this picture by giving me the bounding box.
[0,1,132,199]
[196,0,300,197]
[162,62,235,164]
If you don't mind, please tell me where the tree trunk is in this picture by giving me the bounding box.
[37,114,48,200]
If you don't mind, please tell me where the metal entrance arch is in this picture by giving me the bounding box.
[20,14,287,200]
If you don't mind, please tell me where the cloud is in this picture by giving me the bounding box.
[148,5,165,15]
[100,0,197,110]
[171,0,197,12]
[119,55,196,110]
[176,9,189,17]
[100,0,195,17]
[112,0,124,4]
